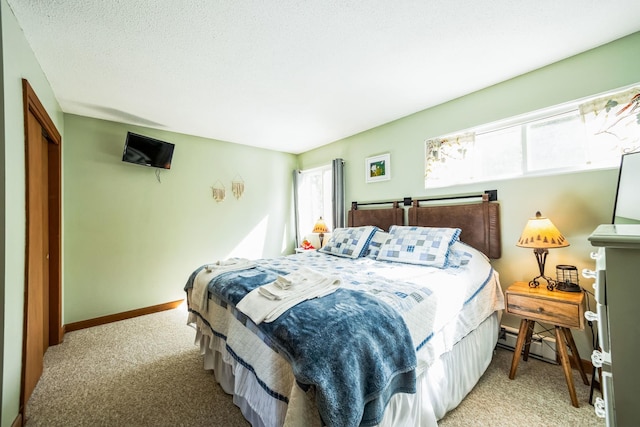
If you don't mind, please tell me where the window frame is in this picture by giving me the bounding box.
[424,83,640,189]
[295,163,333,246]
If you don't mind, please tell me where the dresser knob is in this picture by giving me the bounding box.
[591,350,604,368]
[536,307,544,313]
[594,397,606,418]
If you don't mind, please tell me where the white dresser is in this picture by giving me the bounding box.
[587,224,640,426]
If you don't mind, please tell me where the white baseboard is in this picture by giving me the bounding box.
[497,325,558,364]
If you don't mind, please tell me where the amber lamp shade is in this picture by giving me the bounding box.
[312,217,329,247]
[517,211,569,290]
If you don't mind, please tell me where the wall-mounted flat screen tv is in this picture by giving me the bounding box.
[122,132,175,169]
[612,151,640,224]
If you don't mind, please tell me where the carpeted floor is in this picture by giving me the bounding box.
[25,306,604,426]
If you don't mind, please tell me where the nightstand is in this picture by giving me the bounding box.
[505,281,589,408]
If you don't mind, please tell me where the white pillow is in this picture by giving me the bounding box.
[376,225,461,268]
[319,226,378,259]
[447,240,475,268]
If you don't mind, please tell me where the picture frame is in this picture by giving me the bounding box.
[365,153,391,183]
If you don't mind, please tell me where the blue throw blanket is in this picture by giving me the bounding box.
[185,266,417,427]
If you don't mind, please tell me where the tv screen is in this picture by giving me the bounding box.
[612,151,640,224]
[122,132,175,169]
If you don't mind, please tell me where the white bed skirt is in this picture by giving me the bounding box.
[195,311,500,427]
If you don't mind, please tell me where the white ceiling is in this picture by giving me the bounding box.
[7,1,640,154]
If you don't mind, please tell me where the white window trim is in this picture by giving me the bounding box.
[424,82,640,189]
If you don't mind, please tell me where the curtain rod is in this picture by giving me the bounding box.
[351,189,497,210]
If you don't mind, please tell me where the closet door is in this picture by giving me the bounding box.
[23,110,50,403]
[21,79,63,409]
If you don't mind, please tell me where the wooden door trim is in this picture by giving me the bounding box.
[21,79,63,410]
[22,79,60,142]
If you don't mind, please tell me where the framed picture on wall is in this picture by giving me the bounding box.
[365,153,391,183]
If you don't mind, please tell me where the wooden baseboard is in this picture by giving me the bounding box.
[565,353,594,375]
[577,357,595,376]
[65,299,184,333]
[11,412,22,427]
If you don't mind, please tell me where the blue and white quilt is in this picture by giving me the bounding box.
[185,241,504,427]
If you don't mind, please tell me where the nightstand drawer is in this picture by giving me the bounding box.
[506,293,582,329]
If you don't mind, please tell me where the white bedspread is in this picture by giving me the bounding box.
[187,242,504,426]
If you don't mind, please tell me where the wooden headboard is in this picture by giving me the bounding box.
[348,191,501,259]
[347,201,404,232]
[408,196,501,259]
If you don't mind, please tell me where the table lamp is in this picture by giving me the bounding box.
[516,211,569,290]
[313,217,329,247]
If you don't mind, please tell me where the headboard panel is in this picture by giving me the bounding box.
[348,202,404,231]
[408,198,501,259]
[348,191,501,259]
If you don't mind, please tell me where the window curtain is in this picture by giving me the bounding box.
[424,132,475,188]
[293,169,301,248]
[332,158,345,229]
[579,87,640,154]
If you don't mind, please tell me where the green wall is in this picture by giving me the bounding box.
[2,2,639,422]
[63,115,297,323]
[299,31,640,357]
[1,0,65,424]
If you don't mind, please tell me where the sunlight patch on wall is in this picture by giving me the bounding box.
[228,216,269,260]
[281,222,289,253]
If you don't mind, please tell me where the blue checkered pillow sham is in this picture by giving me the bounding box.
[376,225,461,268]
[319,226,378,259]
[366,230,390,259]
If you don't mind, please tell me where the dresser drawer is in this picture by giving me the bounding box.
[599,370,616,426]
[507,294,582,328]
[596,303,610,353]
[595,269,607,304]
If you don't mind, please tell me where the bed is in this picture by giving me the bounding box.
[185,193,504,427]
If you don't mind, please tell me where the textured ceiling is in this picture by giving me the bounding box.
[7,1,640,154]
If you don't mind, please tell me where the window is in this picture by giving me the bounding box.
[296,164,333,239]
[525,111,586,171]
[425,85,640,188]
[475,127,522,179]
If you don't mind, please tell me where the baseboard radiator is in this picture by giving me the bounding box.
[497,325,558,364]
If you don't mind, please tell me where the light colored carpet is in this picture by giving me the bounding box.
[25,306,604,426]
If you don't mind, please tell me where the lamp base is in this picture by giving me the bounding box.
[555,281,582,293]
[528,248,561,291]
[528,275,557,291]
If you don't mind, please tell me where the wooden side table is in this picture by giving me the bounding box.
[505,281,590,407]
